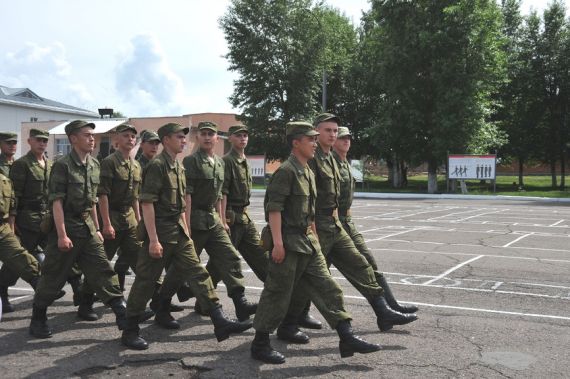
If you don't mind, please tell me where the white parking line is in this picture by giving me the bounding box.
[422,255,485,285]
[364,228,420,243]
[549,219,565,227]
[502,233,533,248]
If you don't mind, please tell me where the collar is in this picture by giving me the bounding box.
[70,149,91,167]
[331,150,347,163]
[288,154,306,176]
[316,143,331,161]
[229,148,246,163]
[112,150,131,167]
[197,149,217,164]
[160,150,176,169]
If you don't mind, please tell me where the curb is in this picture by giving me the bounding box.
[251,189,570,203]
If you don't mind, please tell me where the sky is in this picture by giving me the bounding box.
[0,0,554,118]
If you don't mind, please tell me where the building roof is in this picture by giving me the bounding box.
[0,85,98,117]
[49,119,128,135]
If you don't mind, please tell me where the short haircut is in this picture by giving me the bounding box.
[286,134,303,149]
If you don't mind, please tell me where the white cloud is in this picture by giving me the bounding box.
[115,34,192,116]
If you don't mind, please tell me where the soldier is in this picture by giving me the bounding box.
[136,130,160,172]
[0,129,73,312]
[293,113,416,332]
[182,121,256,321]
[333,127,418,314]
[29,120,128,339]
[0,171,42,311]
[121,122,252,350]
[251,121,381,364]
[0,132,17,176]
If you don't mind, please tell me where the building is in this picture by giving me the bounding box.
[0,85,98,157]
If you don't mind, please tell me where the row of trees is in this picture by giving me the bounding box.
[221,0,570,193]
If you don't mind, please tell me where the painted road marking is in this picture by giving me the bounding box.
[422,255,485,285]
[502,233,533,248]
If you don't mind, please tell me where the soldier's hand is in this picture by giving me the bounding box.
[149,241,163,259]
[102,224,115,240]
[271,244,286,264]
[223,222,231,235]
[58,236,73,252]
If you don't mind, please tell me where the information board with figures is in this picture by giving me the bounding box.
[247,155,266,178]
[448,154,496,180]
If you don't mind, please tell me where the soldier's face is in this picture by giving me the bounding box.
[28,137,48,156]
[0,140,17,156]
[294,135,318,160]
[334,136,351,155]
[316,121,338,148]
[117,131,136,151]
[141,140,160,158]
[71,127,95,153]
[163,131,187,154]
[197,129,218,151]
[230,132,248,150]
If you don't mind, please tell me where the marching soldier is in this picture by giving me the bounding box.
[288,113,416,333]
[0,132,17,177]
[333,127,418,314]
[137,129,160,173]
[182,121,256,321]
[121,123,252,350]
[29,120,128,339]
[250,121,381,364]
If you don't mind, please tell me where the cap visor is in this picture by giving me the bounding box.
[306,130,320,136]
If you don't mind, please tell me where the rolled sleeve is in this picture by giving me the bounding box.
[265,168,290,212]
[139,161,162,203]
[48,161,68,202]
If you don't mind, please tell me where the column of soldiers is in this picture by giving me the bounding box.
[0,113,418,365]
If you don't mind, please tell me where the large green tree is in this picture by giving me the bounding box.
[364,0,506,193]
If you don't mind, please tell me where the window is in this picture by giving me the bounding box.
[30,117,38,122]
[55,138,71,157]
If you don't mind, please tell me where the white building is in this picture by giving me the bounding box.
[0,85,98,157]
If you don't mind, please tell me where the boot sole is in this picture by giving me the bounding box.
[339,342,382,357]
[215,323,253,342]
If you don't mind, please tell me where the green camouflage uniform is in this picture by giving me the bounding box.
[183,149,245,297]
[33,149,123,308]
[333,151,384,280]
[253,152,350,333]
[0,151,50,288]
[126,150,220,318]
[0,173,39,284]
[0,153,13,178]
[205,148,268,284]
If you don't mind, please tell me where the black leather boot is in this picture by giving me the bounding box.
[369,296,417,332]
[231,291,257,321]
[77,293,99,321]
[121,316,148,350]
[67,276,83,306]
[251,331,285,364]
[117,271,126,292]
[277,314,309,344]
[336,319,382,358]
[176,282,194,302]
[154,297,180,329]
[194,299,209,316]
[0,286,14,313]
[378,276,419,313]
[210,305,253,342]
[109,297,128,330]
[29,305,52,338]
[297,302,322,329]
[150,285,184,313]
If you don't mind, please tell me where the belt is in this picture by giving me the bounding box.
[231,205,247,213]
[338,208,351,217]
[20,204,48,212]
[193,205,215,212]
[283,225,312,235]
[66,211,90,220]
[112,205,132,213]
[316,208,335,216]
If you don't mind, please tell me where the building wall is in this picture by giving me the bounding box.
[1,103,97,157]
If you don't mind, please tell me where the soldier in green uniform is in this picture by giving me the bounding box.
[182,121,256,321]
[137,130,160,173]
[29,120,128,339]
[333,127,418,314]
[0,171,42,311]
[295,113,416,332]
[251,121,381,364]
[121,122,252,350]
[0,132,17,177]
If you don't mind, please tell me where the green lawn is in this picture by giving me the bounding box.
[254,175,570,198]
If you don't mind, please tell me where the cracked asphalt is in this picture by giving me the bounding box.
[1,196,569,378]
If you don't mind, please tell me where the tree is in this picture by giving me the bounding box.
[221,0,357,160]
[364,0,506,193]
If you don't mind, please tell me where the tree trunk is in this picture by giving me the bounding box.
[550,159,557,189]
[517,158,524,188]
[560,151,566,190]
[427,160,438,194]
[401,164,408,188]
[387,159,393,186]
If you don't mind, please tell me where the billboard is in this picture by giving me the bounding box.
[247,155,266,178]
[448,154,496,180]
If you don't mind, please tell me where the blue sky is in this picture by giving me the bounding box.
[0,0,552,117]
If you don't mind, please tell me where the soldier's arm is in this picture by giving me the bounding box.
[8,180,16,232]
[133,199,141,223]
[90,206,103,240]
[98,195,114,239]
[265,168,292,264]
[183,157,195,236]
[185,194,192,237]
[49,161,73,251]
[9,160,26,219]
[140,161,164,257]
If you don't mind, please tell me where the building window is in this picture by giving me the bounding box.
[30,117,38,122]
[55,138,71,157]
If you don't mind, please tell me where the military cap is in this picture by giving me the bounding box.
[313,112,341,126]
[157,123,189,139]
[197,121,218,132]
[65,120,95,136]
[0,132,18,142]
[286,121,320,137]
[140,129,160,143]
[30,128,49,140]
[228,125,248,135]
[115,123,137,134]
[337,126,352,138]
